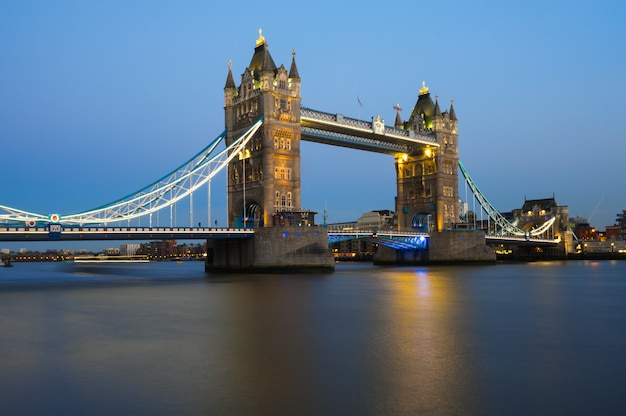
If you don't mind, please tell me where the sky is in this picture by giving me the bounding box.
[1,0,625,251]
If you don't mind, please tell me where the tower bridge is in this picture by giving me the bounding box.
[0,30,570,269]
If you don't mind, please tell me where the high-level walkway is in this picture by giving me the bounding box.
[300,107,437,154]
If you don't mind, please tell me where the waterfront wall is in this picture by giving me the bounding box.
[205,226,335,273]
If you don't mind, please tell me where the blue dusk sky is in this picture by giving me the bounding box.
[1,0,625,250]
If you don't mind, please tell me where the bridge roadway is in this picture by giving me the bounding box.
[0,224,559,252]
[0,226,254,242]
[0,225,431,248]
[485,234,560,245]
[327,230,429,249]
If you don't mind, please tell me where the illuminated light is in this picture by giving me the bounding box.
[419,81,429,95]
[255,28,266,47]
[424,148,432,158]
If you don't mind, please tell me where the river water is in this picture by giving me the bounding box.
[1,260,625,415]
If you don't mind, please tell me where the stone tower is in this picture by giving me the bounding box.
[224,30,303,228]
[395,82,459,232]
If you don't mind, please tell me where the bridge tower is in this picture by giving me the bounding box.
[395,83,460,232]
[223,30,303,228]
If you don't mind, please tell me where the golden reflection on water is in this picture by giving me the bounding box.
[368,267,482,414]
[217,269,483,414]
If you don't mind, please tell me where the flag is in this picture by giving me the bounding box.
[357,95,362,107]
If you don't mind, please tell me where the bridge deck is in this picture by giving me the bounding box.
[0,226,254,242]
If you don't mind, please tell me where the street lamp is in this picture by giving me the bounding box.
[240,148,251,229]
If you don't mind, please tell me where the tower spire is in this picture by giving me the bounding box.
[289,49,300,79]
[393,104,403,128]
[449,97,457,120]
[224,59,236,89]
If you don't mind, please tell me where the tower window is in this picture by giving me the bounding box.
[275,167,291,180]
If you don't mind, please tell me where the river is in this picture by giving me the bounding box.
[1,260,625,415]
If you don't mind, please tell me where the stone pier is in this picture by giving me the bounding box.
[205,226,335,273]
[374,230,495,265]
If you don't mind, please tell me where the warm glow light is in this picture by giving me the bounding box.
[424,148,432,158]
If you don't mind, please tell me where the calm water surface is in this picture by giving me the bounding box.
[1,260,625,415]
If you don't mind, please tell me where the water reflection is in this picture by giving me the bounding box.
[208,266,485,415]
[2,261,626,415]
[363,267,483,415]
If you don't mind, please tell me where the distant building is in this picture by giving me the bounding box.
[510,197,570,240]
[120,243,140,256]
[103,247,121,256]
[136,240,177,259]
[327,210,396,232]
[356,210,395,230]
[617,210,626,240]
[606,225,621,240]
[569,217,598,240]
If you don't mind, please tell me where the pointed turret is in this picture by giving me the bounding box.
[449,98,458,134]
[224,60,236,89]
[434,96,442,117]
[224,60,237,107]
[288,49,300,79]
[288,49,301,98]
[393,104,403,129]
[395,111,403,129]
[432,95,444,131]
[449,98,457,121]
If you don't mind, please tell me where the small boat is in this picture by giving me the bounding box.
[72,255,150,264]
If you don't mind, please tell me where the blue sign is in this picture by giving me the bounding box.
[49,224,62,239]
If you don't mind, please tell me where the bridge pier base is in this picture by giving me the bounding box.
[374,230,495,265]
[205,226,335,273]
[373,245,428,265]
